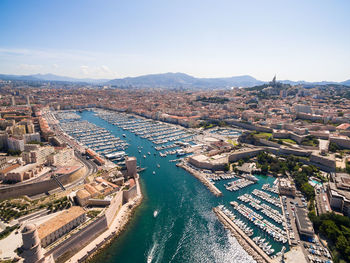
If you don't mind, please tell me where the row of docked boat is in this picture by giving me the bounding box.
[224,178,255,191]
[95,111,194,146]
[217,204,283,258]
[239,173,259,182]
[230,201,288,244]
[252,236,275,255]
[262,183,279,194]
[208,172,235,181]
[233,218,254,237]
[155,143,178,151]
[217,205,236,221]
[238,195,284,224]
[252,189,282,208]
[57,117,128,162]
[259,203,284,224]
[95,110,195,157]
[238,193,261,204]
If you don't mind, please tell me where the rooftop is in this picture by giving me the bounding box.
[55,165,81,175]
[295,206,314,235]
[9,163,37,174]
[37,206,85,239]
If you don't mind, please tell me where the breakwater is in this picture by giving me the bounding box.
[177,162,223,197]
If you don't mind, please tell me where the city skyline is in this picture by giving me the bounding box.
[1,0,350,82]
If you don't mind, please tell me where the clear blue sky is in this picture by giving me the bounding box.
[0,0,349,81]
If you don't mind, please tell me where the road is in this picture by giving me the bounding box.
[48,151,98,195]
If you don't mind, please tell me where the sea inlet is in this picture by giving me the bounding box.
[73,110,285,263]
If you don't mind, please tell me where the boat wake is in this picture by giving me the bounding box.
[147,241,157,263]
[147,213,176,263]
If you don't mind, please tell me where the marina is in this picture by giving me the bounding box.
[94,110,195,151]
[55,111,129,163]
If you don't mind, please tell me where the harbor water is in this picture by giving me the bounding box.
[74,110,285,263]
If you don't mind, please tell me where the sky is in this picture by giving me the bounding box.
[0,0,349,82]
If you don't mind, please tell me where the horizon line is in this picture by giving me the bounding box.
[0,71,349,83]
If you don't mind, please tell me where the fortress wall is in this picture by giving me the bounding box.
[259,139,281,148]
[0,166,84,200]
[105,190,123,227]
[123,185,138,204]
[226,120,273,133]
[228,148,263,162]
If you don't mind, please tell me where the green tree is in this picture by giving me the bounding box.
[301,183,315,200]
[261,164,268,174]
[329,142,340,153]
[320,220,341,242]
[336,235,348,252]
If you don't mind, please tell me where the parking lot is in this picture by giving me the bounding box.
[281,194,333,263]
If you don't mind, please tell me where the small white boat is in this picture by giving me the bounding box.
[157,164,160,168]
[153,171,156,175]
[153,210,159,218]
[143,155,146,158]
[147,255,152,263]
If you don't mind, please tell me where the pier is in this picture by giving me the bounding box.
[177,162,222,197]
[213,207,273,263]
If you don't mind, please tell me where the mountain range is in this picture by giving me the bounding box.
[0,72,349,88]
[0,73,108,84]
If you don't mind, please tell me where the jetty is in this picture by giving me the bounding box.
[178,162,222,197]
[213,207,273,263]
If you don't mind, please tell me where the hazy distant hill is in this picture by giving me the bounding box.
[0,73,107,84]
[280,79,350,86]
[341,79,350,86]
[0,72,349,88]
[107,72,264,88]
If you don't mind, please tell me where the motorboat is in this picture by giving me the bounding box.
[153,210,159,218]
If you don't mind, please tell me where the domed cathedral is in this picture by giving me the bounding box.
[20,224,54,263]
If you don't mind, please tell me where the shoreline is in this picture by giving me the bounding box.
[213,207,273,263]
[177,162,223,197]
[66,177,143,263]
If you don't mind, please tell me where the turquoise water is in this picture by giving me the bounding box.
[77,111,286,263]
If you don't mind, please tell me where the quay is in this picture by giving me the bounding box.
[177,162,222,197]
[213,207,273,263]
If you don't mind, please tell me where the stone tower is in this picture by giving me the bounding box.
[21,224,44,263]
[125,156,137,178]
